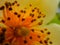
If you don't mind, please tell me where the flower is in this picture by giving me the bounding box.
[0,0,59,45]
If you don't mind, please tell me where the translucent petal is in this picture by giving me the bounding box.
[45,23,60,45]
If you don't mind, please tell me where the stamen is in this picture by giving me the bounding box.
[49,41,53,44]
[32,9,35,12]
[17,4,20,6]
[40,30,44,33]
[22,18,25,21]
[31,29,34,32]
[39,41,43,44]
[2,28,6,32]
[7,17,11,20]
[0,28,6,43]
[5,2,11,8]
[0,6,4,10]
[44,40,48,44]
[30,13,34,17]
[29,36,32,39]
[14,1,17,3]
[37,35,40,38]
[3,42,10,45]
[12,3,15,5]
[1,20,5,23]
[37,16,41,18]
[29,4,32,7]
[14,12,18,15]
[24,40,27,44]
[9,7,12,11]
[17,14,21,18]
[47,32,50,35]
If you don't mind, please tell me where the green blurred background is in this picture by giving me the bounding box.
[47,2,60,25]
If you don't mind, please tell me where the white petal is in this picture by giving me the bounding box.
[45,23,60,45]
[42,0,59,24]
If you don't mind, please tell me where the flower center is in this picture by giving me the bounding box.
[14,27,30,37]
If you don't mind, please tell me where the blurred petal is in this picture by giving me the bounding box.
[41,0,59,24]
[45,23,60,45]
